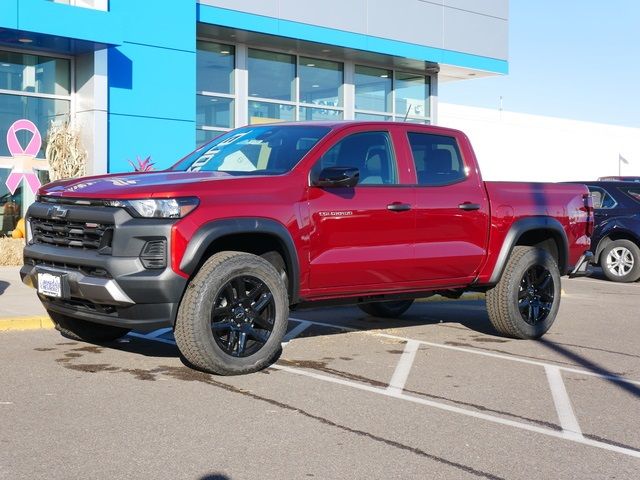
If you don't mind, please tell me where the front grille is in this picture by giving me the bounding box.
[25,258,111,278]
[30,217,113,250]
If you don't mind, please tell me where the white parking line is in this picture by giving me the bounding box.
[545,365,584,440]
[273,363,640,459]
[288,318,640,387]
[283,320,312,343]
[569,277,640,288]
[386,340,420,395]
[146,327,173,339]
[127,331,177,346]
[131,318,640,459]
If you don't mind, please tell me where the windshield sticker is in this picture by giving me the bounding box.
[188,131,252,172]
[218,150,256,172]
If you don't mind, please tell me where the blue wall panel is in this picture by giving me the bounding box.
[108,114,195,173]
[16,0,122,45]
[113,0,195,52]
[108,44,195,121]
[107,0,196,173]
[0,1,18,30]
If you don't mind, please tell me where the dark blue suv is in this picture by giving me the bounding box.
[582,181,640,282]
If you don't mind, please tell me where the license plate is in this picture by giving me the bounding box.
[37,273,62,298]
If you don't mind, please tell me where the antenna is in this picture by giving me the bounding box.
[403,104,412,122]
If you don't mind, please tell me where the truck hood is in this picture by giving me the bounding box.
[40,171,238,198]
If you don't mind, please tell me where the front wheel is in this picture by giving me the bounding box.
[174,251,289,375]
[358,300,414,318]
[601,239,640,283]
[486,246,561,339]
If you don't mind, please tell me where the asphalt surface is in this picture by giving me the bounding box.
[1,274,639,479]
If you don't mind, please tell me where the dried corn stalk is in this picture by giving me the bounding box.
[45,120,87,181]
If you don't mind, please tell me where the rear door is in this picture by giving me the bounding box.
[405,130,490,281]
[307,126,416,291]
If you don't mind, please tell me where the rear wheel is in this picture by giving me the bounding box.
[601,239,640,283]
[174,251,289,375]
[48,311,130,342]
[358,300,414,318]
[486,246,561,339]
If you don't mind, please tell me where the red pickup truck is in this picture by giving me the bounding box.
[21,122,593,375]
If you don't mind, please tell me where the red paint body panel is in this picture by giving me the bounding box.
[38,121,591,303]
[476,181,591,283]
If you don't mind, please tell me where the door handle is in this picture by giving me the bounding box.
[458,202,481,211]
[387,202,412,212]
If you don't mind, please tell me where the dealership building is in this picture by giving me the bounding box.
[0,0,508,232]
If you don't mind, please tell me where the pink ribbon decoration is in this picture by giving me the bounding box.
[5,119,43,195]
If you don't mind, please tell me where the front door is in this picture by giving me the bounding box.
[307,129,416,291]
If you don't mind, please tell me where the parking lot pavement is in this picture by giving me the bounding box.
[1,276,639,480]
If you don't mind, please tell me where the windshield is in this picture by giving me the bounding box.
[172,125,331,175]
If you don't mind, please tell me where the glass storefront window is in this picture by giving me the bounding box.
[196,95,234,129]
[299,107,342,121]
[402,118,429,125]
[355,65,392,113]
[248,49,295,101]
[299,57,343,107]
[0,51,70,96]
[395,72,430,119]
[248,101,294,124]
[355,112,393,121]
[196,129,222,146]
[196,42,234,94]
[0,94,70,158]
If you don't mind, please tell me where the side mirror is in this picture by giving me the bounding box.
[313,167,359,188]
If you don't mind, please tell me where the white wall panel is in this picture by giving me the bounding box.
[438,103,640,182]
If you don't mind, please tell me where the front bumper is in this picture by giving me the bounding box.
[21,200,189,331]
[569,251,594,278]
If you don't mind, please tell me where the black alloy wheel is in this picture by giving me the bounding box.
[211,275,275,358]
[486,246,561,339]
[174,251,289,375]
[518,265,555,325]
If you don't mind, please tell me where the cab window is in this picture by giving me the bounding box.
[313,131,397,185]
[407,132,466,186]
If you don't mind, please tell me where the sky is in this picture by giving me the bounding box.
[439,1,640,128]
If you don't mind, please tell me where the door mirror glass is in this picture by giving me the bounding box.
[313,167,359,188]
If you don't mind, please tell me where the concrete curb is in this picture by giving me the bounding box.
[0,316,54,331]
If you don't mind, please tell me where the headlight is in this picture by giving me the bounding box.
[108,198,199,218]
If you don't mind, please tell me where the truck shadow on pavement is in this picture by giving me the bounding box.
[0,280,9,295]
[56,299,639,400]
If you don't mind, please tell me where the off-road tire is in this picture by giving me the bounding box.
[48,311,130,342]
[600,239,640,283]
[358,300,414,318]
[174,251,289,375]
[486,246,561,339]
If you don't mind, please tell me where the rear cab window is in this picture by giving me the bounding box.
[406,132,466,186]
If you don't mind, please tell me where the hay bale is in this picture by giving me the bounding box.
[0,237,25,266]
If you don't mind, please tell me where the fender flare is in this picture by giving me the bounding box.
[180,218,301,302]
[488,217,569,284]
